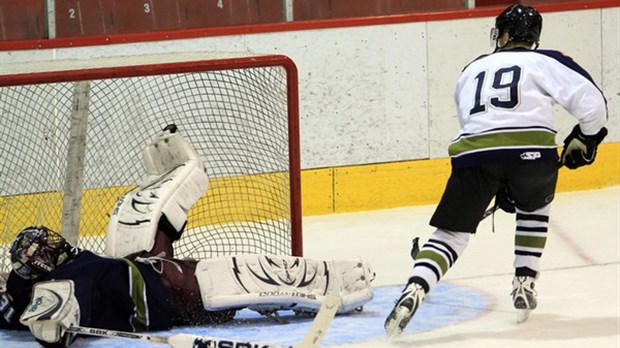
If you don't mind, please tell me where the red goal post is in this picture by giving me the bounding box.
[0,52,302,273]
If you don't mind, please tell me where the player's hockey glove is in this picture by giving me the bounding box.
[560,125,608,169]
[20,280,79,348]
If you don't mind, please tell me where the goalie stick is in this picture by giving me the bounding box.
[66,294,339,348]
[65,327,291,348]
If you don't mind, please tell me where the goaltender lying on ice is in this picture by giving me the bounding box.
[0,125,375,348]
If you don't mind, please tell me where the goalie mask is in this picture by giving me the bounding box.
[10,226,77,280]
[491,4,542,50]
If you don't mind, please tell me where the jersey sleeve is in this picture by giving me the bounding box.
[535,50,607,135]
[0,272,34,330]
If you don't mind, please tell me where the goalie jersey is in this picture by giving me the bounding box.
[0,250,173,332]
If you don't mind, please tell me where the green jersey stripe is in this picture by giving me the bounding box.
[449,130,556,157]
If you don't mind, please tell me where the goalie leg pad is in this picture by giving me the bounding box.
[20,280,80,344]
[106,160,208,257]
[195,255,374,314]
[106,127,209,257]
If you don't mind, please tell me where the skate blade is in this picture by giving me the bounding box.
[385,307,412,337]
[517,309,531,323]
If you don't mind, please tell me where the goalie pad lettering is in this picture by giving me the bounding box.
[195,255,374,314]
[20,280,80,344]
[106,129,208,257]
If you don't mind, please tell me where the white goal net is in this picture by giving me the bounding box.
[0,52,302,273]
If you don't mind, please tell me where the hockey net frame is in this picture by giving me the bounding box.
[0,52,302,273]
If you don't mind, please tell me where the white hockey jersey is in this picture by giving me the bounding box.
[450,48,607,168]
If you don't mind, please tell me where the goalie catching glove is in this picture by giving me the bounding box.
[20,280,80,348]
[560,125,608,169]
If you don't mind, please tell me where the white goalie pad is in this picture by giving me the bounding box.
[140,128,203,187]
[20,280,80,344]
[195,255,374,314]
[105,128,208,257]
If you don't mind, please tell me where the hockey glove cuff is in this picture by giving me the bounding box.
[560,125,608,169]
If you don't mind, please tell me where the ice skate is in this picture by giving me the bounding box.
[384,282,426,336]
[511,276,537,323]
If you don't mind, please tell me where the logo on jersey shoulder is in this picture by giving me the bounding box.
[520,151,541,160]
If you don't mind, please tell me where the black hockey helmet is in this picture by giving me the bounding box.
[9,226,77,280]
[492,4,542,49]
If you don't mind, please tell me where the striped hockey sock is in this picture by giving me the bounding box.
[407,229,470,292]
[513,203,550,277]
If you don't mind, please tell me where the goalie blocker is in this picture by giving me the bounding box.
[20,280,80,346]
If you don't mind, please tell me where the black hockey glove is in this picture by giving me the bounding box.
[560,125,608,170]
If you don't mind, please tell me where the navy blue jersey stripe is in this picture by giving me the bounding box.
[451,147,558,169]
[535,49,597,85]
[535,49,607,105]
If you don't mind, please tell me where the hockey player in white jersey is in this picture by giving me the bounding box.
[385,4,608,336]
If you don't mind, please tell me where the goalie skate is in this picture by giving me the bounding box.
[511,276,537,323]
[384,282,425,336]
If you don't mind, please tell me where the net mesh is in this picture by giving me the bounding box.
[0,58,299,273]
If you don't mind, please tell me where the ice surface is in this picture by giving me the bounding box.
[2,186,618,348]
